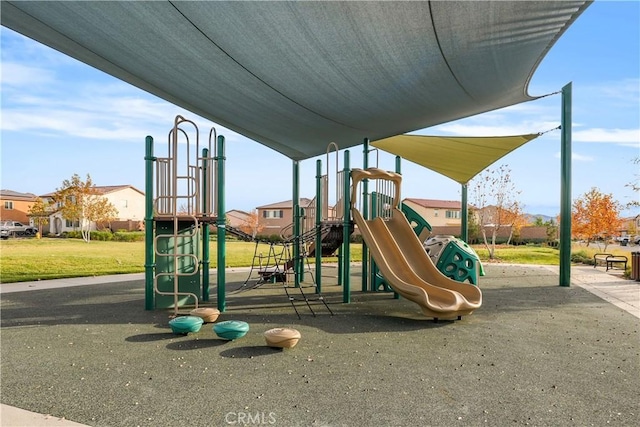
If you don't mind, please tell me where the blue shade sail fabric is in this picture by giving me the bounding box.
[1,1,591,160]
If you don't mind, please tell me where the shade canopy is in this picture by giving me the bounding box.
[1,1,591,160]
[372,133,542,184]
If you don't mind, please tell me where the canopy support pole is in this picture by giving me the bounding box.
[216,135,227,310]
[144,136,155,310]
[362,139,370,292]
[292,160,301,287]
[461,184,469,242]
[559,83,572,287]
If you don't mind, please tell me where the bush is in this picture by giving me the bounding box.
[114,231,145,242]
[571,249,593,265]
[255,234,284,244]
[91,231,114,241]
[57,230,144,242]
[350,234,363,244]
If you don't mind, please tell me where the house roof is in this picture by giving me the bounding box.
[40,185,144,198]
[226,209,251,220]
[0,189,37,201]
[1,1,591,161]
[404,198,462,210]
[257,198,315,210]
[93,185,144,196]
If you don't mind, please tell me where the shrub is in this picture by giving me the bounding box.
[91,231,114,241]
[114,231,145,242]
[571,249,593,265]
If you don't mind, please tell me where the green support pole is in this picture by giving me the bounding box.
[362,138,369,292]
[292,160,301,287]
[393,156,401,299]
[369,191,378,290]
[559,83,572,287]
[342,150,351,303]
[315,159,323,293]
[461,184,469,242]
[202,148,210,301]
[144,136,155,310]
[216,135,227,310]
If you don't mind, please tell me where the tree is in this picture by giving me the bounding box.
[28,197,51,236]
[470,164,522,259]
[625,157,639,210]
[54,174,118,243]
[545,218,559,244]
[467,208,481,244]
[572,187,622,250]
[502,201,527,245]
[239,210,264,239]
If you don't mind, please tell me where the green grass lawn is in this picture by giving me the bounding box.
[0,238,630,283]
[0,238,363,283]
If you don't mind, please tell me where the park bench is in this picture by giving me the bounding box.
[593,253,628,271]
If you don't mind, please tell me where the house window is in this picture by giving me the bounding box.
[433,209,438,217]
[445,210,460,219]
[65,219,80,228]
[4,201,13,210]
[262,210,284,219]
[122,200,128,208]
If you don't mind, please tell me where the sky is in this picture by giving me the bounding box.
[1,1,639,218]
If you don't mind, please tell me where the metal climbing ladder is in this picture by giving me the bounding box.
[146,115,218,315]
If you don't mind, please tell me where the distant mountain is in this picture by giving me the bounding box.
[525,213,556,224]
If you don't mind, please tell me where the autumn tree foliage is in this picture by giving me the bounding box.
[572,187,622,249]
[27,197,51,235]
[239,210,264,239]
[470,164,523,259]
[502,201,528,245]
[54,174,118,243]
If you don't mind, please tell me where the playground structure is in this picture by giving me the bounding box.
[350,167,482,320]
[144,115,225,315]
[424,235,484,285]
[144,117,482,319]
[234,143,352,317]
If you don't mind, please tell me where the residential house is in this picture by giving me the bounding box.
[0,190,37,224]
[226,209,251,229]
[41,185,145,234]
[255,198,314,237]
[402,198,462,229]
[619,214,640,238]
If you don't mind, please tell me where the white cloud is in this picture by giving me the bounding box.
[0,62,56,87]
[585,78,640,105]
[553,151,594,162]
[573,128,640,146]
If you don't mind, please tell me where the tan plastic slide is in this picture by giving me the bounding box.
[349,167,482,319]
[353,209,482,319]
[384,208,483,305]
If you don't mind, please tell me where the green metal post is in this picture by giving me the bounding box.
[362,138,369,292]
[393,156,401,299]
[216,135,227,310]
[202,147,210,301]
[559,83,572,287]
[342,150,351,303]
[461,184,469,242]
[144,136,155,310]
[369,191,378,290]
[315,159,323,293]
[292,160,301,287]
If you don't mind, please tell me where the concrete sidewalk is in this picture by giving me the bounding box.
[1,264,638,427]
